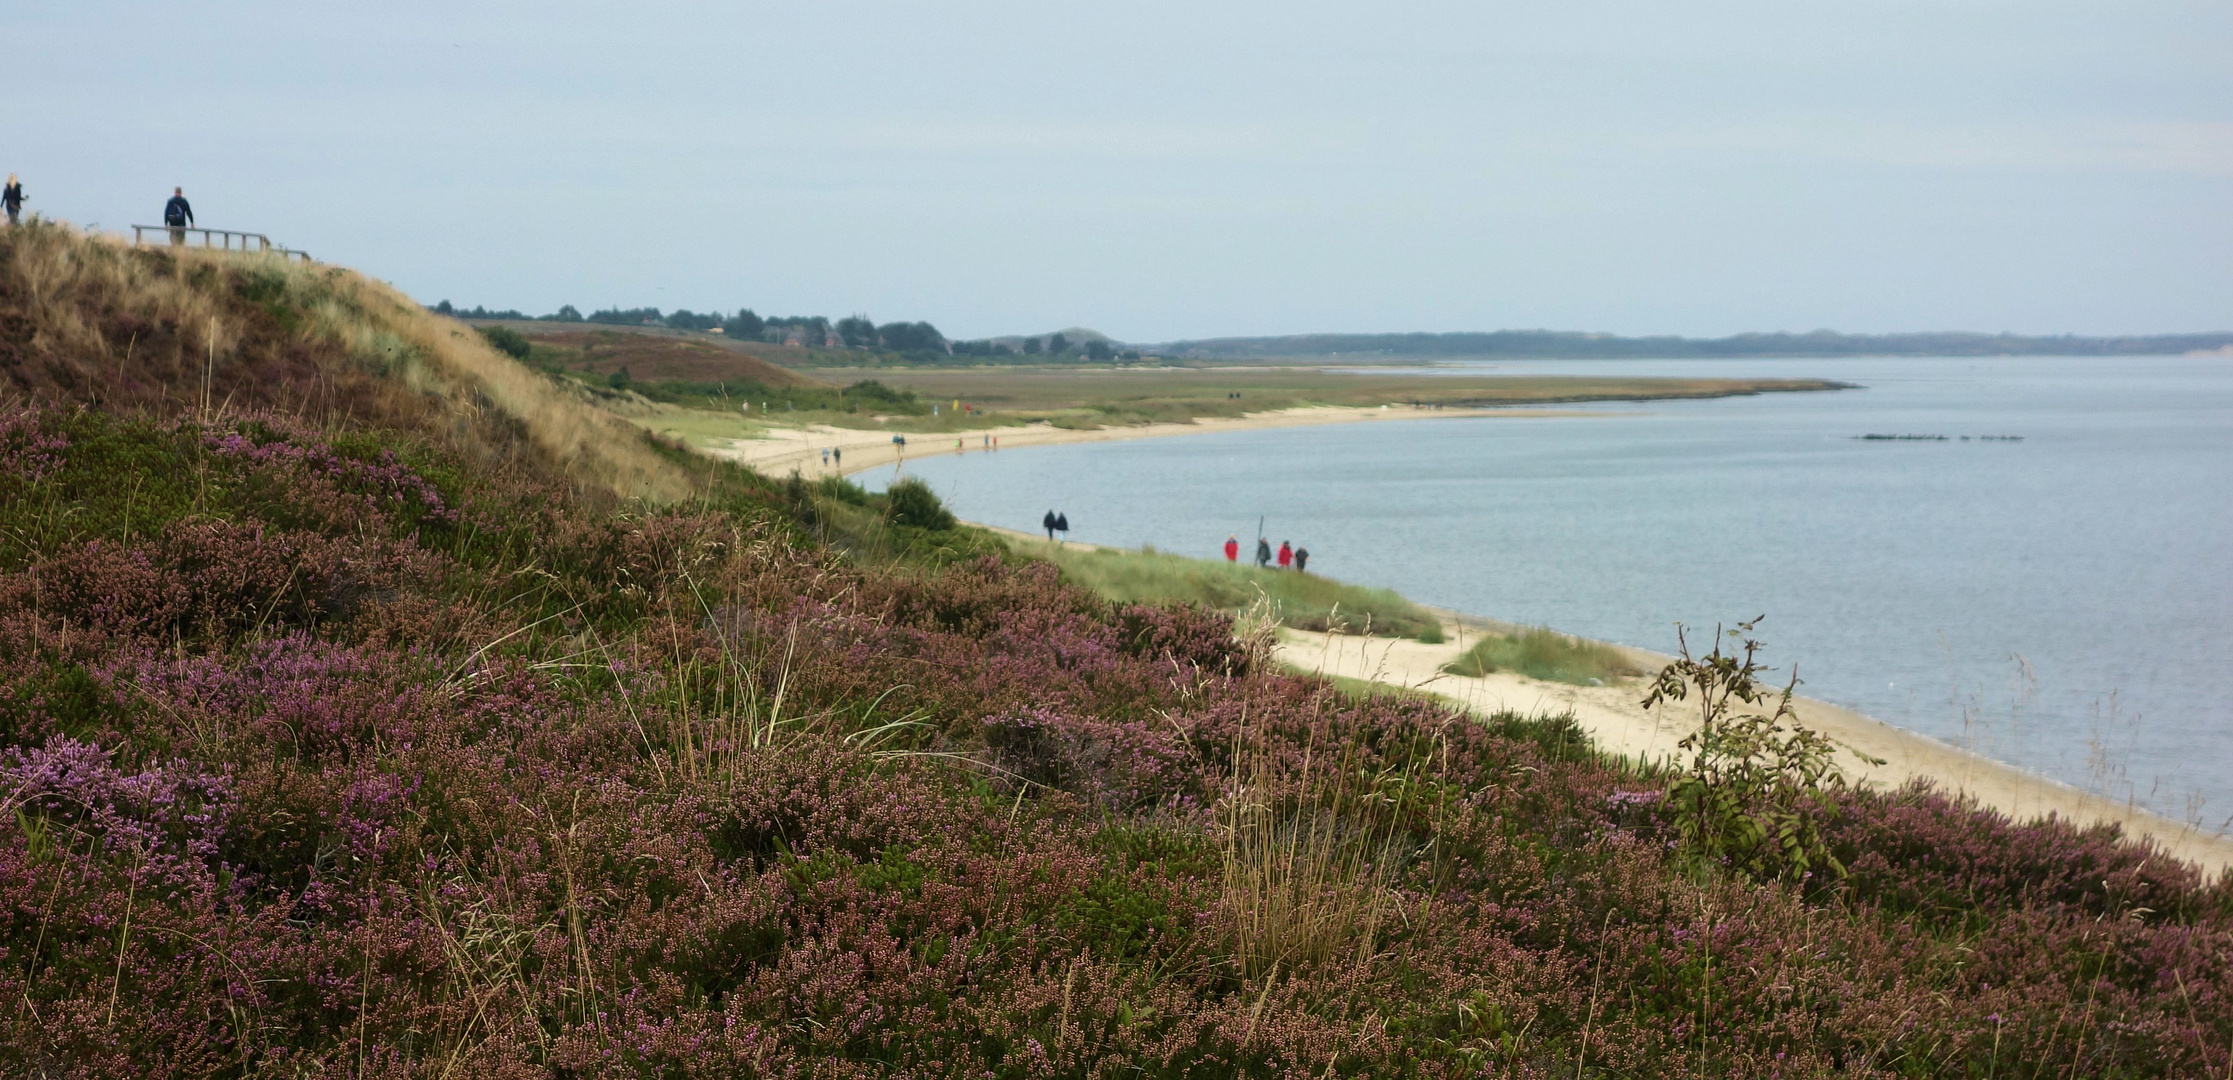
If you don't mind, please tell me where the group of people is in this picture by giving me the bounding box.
[0,181,198,239]
[1041,510,1071,542]
[1225,534,1308,573]
[0,180,199,238]
[818,446,843,468]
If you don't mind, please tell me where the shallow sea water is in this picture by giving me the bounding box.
[861,356,2233,820]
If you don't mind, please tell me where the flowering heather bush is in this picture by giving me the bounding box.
[0,400,2228,1078]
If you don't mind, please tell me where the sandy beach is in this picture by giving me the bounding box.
[1276,613,2233,874]
[704,403,2233,874]
[696,403,1571,478]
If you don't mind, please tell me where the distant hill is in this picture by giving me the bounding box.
[1146,329,2233,361]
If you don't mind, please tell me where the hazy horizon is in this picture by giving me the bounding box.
[15,1,2230,341]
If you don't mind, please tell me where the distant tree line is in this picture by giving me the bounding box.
[1153,328,2233,360]
[432,299,1146,362]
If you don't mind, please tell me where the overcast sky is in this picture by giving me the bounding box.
[14,1,2230,341]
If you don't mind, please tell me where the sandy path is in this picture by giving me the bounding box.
[696,404,1570,478]
[1276,615,2233,874]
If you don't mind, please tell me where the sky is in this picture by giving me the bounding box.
[12,1,2230,341]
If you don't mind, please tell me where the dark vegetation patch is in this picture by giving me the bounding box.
[0,225,2228,1077]
[519,328,827,388]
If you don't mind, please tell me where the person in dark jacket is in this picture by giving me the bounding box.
[164,188,194,245]
[1254,537,1272,568]
[1054,512,1069,541]
[3,176,23,226]
[1293,546,1308,573]
[1043,510,1058,541]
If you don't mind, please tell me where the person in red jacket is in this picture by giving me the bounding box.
[1275,540,1292,569]
[1223,535,1239,562]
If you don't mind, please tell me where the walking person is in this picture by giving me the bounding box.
[820,447,830,467]
[1293,546,1309,573]
[1276,541,1292,569]
[1223,535,1239,562]
[1043,510,1058,541]
[831,446,841,468]
[164,187,194,245]
[1254,537,1272,568]
[2,175,23,226]
[1055,512,1070,543]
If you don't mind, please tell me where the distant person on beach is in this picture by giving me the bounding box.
[1293,546,1309,573]
[831,446,840,467]
[820,448,829,467]
[164,187,193,245]
[1224,535,1239,562]
[1254,537,1272,568]
[1055,512,1070,541]
[3,176,23,225]
[1043,510,1058,541]
[1276,541,1292,569]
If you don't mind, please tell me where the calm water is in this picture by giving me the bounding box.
[861,356,2233,818]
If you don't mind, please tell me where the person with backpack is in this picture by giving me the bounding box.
[164,187,194,245]
[3,176,24,226]
[1254,537,1272,568]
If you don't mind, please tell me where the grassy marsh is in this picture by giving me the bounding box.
[1005,535,1444,641]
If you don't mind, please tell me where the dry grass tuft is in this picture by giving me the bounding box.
[1218,719,1414,980]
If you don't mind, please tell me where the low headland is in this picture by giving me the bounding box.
[6,221,2230,1075]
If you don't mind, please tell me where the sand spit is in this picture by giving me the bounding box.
[698,404,1582,478]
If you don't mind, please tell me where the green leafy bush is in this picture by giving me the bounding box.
[1642,619,1882,884]
[882,476,956,531]
[476,324,532,360]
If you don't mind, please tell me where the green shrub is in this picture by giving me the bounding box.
[1641,620,1882,884]
[1442,625,1636,684]
[882,476,956,531]
[476,325,532,360]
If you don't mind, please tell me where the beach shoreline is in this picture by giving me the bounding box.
[708,399,2233,873]
[697,403,1598,479]
[1279,610,2233,875]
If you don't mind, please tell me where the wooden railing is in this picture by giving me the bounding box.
[131,225,311,261]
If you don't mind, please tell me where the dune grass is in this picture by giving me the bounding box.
[1442,624,1639,684]
[1010,537,1444,641]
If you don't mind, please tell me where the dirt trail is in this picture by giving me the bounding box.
[1276,613,2233,875]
